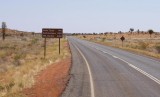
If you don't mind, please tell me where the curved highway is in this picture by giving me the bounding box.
[61,37,160,97]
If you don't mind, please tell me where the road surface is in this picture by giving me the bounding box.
[61,37,160,97]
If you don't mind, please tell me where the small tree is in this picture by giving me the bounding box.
[104,32,108,36]
[32,32,35,36]
[148,29,154,38]
[130,28,134,34]
[93,32,96,35]
[20,32,24,37]
[118,31,122,34]
[2,22,7,40]
[83,35,86,38]
[137,29,140,35]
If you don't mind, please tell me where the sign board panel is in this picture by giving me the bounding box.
[120,36,125,41]
[42,28,63,38]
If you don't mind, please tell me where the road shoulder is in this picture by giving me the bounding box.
[23,58,71,97]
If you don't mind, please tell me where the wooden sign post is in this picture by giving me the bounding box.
[44,38,46,58]
[59,38,60,54]
[42,28,63,58]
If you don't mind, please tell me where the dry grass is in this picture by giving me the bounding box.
[0,34,70,97]
[77,33,160,58]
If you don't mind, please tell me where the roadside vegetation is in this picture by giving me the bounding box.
[0,29,70,97]
[74,30,160,58]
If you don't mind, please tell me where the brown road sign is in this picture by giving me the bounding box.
[42,28,63,38]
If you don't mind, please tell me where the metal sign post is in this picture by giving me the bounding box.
[120,36,125,47]
[42,28,63,58]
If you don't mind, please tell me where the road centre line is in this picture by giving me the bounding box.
[91,46,160,85]
[73,44,95,97]
[89,44,160,64]
[78,42,160,85]
[117,57,160,85]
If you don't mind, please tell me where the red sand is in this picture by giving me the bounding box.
[24,58,71,97]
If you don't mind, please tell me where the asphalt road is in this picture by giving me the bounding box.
[61,37,160,97]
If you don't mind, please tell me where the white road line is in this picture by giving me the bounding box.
[112,56,118,59]
[89,44,160,64]
[101,49,160,85]
[73,44,95,97]
[117,57,160,85]
[88,43,160,85]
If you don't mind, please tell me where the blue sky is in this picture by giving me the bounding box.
[0,0,160,33]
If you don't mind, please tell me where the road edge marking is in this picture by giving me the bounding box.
[73,44,95,97]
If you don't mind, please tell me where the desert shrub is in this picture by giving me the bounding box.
[0,52,7,58]
[125,44,130,47]
[13,60,21,66]
[31,38,38,44]
[0,85,5,91]
[0,66,7,72]
[18,82,24,88]
[21,37,27,41]
[0,46,10,50]
[14,54,21,61]
[20,33,24,37]
[13,53,26,66]
[155,45,160,53]
[138,41,149,50]
[5,81,15,92]
[101,38,106,42]
[131,45,138,49]
[9,81,15,89]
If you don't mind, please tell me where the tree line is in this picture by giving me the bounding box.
[72,28,158,38]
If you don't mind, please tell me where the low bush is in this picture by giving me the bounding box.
[138,41,149,50]
[31,38,39,45]
[101,38,106,42]
[0,85,5,91]
[155,45,160,53]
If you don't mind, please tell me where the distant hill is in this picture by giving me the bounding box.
[0,28,35,36]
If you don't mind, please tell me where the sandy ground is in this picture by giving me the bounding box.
[23,58,71,97]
